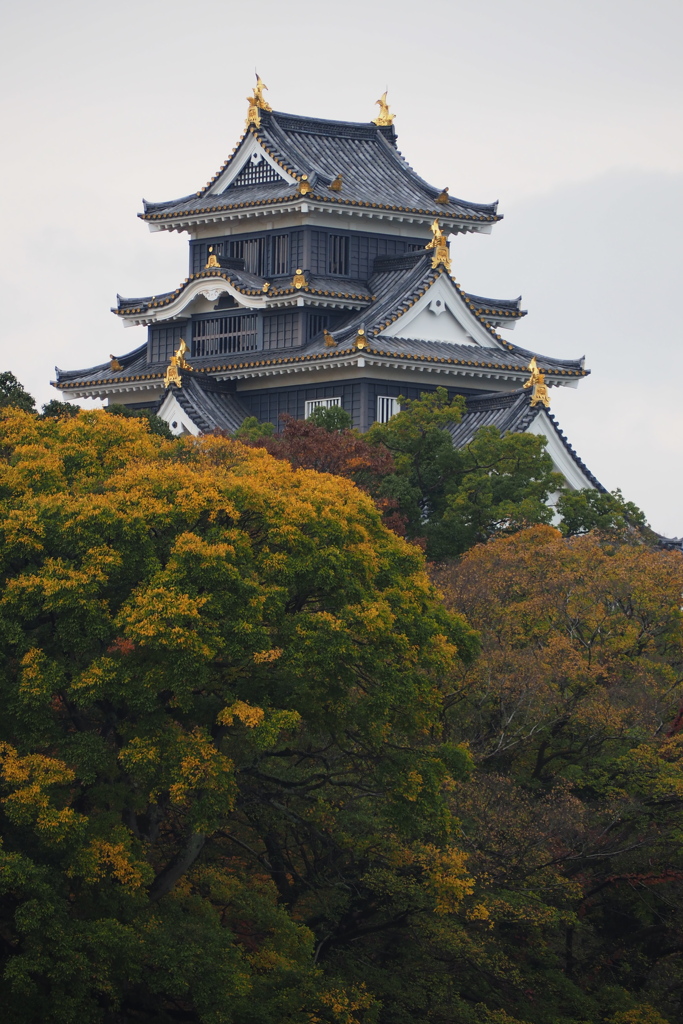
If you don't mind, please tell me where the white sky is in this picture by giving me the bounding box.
[1,0,682,532]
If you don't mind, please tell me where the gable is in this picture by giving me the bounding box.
[157,391,200,437]
[378,274,501,349]
[527,412,600,491]
[207,134,295,195]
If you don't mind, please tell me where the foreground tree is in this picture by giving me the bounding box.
[432,527,683,1023]
[0,408,477,1024]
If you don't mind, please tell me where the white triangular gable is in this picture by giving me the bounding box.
[208,134,296,195]
[157,391,201,436]
[378,274,501,349]
[527,411,597,491]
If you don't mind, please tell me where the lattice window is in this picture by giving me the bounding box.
[229,237,267,276]
[192,315,258,357]
[270,234,289,276]
[149,323,184,364]
[263,314,299,350]
[328,235,350,276]
[376,396,401,424]
[229,158,284,188]
[305,397,341,418]
[307,314,328,340]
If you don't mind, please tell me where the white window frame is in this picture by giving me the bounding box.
[305,397,342,418]
[376,396,401,424]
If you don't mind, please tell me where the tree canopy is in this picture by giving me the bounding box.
[0,380,664,1024]
[0,371,36,413]
[0,407,477,1024]
[432,526,683,1023]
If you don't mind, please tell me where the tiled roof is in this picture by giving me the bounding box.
[463,292,526,322]
[447,389,604,491]
[323,252,582,372]
[57,254,586,390]
[162,373,251,434]
[114,268,373,318]
[447,389,538,446]
[55,343,149,385]
[140,111,500,226]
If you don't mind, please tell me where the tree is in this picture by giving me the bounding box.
[41,399,80,419]
[367,389,562,559]
[0,371,35,413]
[0,407,477,1024]
[557,486,649,537]
[233,415,275,442]
[237,414,396,520]
[432,526,683,1023]
[306,405,353,432]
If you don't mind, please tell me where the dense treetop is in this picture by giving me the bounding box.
[0,408,476,1024]
[0,380,675,1024]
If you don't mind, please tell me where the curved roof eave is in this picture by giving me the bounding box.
[139,109,500,225]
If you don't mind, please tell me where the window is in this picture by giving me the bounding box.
[192,315,258,357]
[328,234,349,276]
[229,158,282,188]
[270,234,289,276]
[376,396,400,423]
[305,397,341,418]
[229,237,267,276]
[307,314,328,340]
[263,313,299,350]
[148,324,184,364]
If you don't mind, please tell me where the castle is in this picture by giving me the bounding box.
[53,79,600,492]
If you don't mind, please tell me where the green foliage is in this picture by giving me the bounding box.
[105,401,175,439]
[0,371,35,413]
[367,388,561,559]
[557,486,649,537]
[307,405,353,432]
[41,399,80,419]
[0,408,476,1024]
[233,415,276,442]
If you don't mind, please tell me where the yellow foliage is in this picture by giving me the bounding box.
[218,701,266,728]
[319,984,374,1024]
[76,838,147,891]
[253,648,283,664]
[416,843,475,914]
[609,1008,672,1024]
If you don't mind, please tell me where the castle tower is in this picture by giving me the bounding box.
[53,84,600,491]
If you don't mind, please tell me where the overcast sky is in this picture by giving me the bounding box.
[1,0,682,533]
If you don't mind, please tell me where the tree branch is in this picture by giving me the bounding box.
[148,832,206,903]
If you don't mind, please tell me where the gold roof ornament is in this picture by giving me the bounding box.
[163,339,191,389]
[292,268,306,290]
[262,281,271,293]
[425,219,451,272]
[372,91,395,127]
[297,175,312,195]
[246,73,272,128]
[205,246,221,269]
[323,329,337,347]
[435,188,449,204]
[523,356,551,408]
[328,174,343,192]
[353,328,368,350]
[109,355,123,371]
